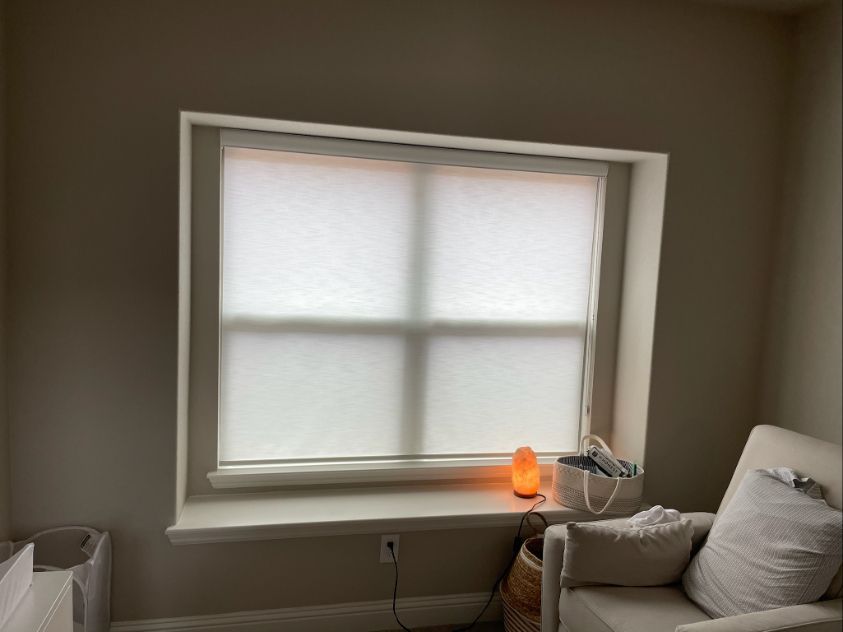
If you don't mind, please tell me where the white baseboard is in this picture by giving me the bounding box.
[110,591,502,632]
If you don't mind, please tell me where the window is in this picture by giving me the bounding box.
[214,129,607,479]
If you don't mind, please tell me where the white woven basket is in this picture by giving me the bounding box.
[551,435,644,515]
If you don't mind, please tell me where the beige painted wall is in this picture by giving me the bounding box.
[6,0,792,621]
[761,0,842,445]
[0,0,9,542]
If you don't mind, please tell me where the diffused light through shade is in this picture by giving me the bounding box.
[218,142,601,466]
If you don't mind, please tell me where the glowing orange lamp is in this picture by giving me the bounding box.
[512,446,540,498]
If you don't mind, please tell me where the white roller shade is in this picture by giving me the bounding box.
[219,142,601,466]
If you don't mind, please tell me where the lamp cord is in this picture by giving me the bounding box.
[388,493,547,632]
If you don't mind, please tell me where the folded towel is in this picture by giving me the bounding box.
[628,505,681,528]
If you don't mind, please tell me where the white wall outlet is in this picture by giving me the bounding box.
[379,534,400,563]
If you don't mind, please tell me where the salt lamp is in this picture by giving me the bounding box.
[512,446,540,498]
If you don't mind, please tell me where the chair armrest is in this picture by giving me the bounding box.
[540,512,716,632]
[675,599,842,632]
[541,523,568,632]
[541,516,635,631]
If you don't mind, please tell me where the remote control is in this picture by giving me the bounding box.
[587,445,629,478]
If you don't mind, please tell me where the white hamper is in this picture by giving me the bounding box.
[8,527,111,632]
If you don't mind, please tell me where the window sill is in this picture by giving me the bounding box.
[165,482,596,545]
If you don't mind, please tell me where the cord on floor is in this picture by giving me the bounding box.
[388,493,547,632]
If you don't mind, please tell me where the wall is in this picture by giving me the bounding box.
[6,0,792,621]
[0,0,8,543]
[761,0,842,445]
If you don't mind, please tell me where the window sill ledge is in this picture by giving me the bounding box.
[166,482,598,545]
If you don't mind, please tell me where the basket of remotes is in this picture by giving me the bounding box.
[552,434,644,516]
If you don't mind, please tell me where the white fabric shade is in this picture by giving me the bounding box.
[219,145,600,465]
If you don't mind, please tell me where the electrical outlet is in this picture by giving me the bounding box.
[380,534,400,563]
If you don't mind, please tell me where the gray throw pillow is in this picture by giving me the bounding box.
[561,519,694,587]
[682,469,843,618]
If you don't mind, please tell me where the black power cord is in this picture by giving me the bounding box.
[388,542,413,632]
[388,493,547,632]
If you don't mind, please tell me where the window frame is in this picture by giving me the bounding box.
[184,121,613,490]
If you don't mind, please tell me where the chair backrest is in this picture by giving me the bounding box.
[717,424,842,598]
[718,425,842,513]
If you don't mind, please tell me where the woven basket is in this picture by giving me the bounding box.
[500,537,542,632]
[552,435,644,516]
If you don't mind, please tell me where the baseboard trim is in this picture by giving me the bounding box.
[111,591,502,632]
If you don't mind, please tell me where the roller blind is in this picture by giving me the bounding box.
[219,142,602,466]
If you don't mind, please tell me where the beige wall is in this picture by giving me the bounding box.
[6,0,792,621]
[0,0,9,542]
[761,0,842,445]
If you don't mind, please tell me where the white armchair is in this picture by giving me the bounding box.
[541,425,843,632]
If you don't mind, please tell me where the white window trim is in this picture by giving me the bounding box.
[166,481,602,545]
[208,458,561,489]
[209,128,608,487]
[175,112,671,540]
[220,128,609,177]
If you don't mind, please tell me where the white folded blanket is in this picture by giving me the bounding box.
[628,505,680,527]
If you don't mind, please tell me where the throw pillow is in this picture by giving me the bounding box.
[682,468,843,618]
[561,519,694,587]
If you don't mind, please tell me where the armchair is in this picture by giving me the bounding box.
[541,425,843,632]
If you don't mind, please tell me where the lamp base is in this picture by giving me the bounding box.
[513,490,538,499]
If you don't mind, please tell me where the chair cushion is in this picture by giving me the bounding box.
[558,585,710,632]
[683,469,843,618]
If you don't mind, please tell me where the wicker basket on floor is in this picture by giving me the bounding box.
[500,536,543,632]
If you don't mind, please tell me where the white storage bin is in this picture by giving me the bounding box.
[0,544,34,629]
[6,528,110,632]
